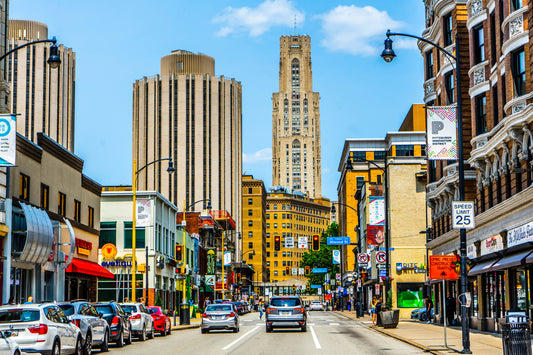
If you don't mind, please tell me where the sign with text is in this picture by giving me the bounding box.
[285,236,294,248]
[224,251,231,266]
[480,235,504,256]
[508,221,533,247]
[0,114,16,166]
[427,106,457,160]
[429,255,459,280]
[298,236,308,249]
[452,201,475,229]
[327,237,351,245]
[368,196,385,225]
[136,199,151,227]
[313,268,328,273]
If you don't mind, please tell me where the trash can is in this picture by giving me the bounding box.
[180,303,190,325]
[501,319,532,355]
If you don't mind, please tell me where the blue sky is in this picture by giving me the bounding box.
[10,0,425,202]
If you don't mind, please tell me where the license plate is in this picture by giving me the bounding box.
[280,312,290,316]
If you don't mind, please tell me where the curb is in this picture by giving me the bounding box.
[170,323,201,331]
[333,312,444,355]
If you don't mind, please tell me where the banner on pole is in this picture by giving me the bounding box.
[367,225,385,246]
[332,250,340,264]
[427,106,457,160]
[0,114,16,166]
[136,199,151,227]
[224,251,231,266]
[368,196,385,226]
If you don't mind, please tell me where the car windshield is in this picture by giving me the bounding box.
[94,305,114,314]
[0,309,40,323]
[270,298,301,307]
[147,307,159,314]
[206,305,233,312]
[58,305,75,316]
[121,305,137,314]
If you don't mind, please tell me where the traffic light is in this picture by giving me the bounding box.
[274,236,281,251]
[175,244,183,261]
[285,266,290,275]
[312,235,320,251]
[237,273,242,284]
[305,266,310,275]
[306,284,310,292]
[292,284,296,294]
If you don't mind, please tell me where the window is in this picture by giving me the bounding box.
[473,25,485,64]
[397,283,424,308]
[248,231,253,238]
[373,151,386,161]
[396,145,415,157]
[248,187,253,194]
[492,84,499,127]
[274,214,278,219]
[99,222,117,247]
[124,221,145,248]
[476,94,487,135]
[248,209,253,216]
[248,220,253,227]
[512,48,526,97]
[88,206,94,228]
[40,184,49,209]
[74,200,81,222]
[274,261,278,267]
[425,51,434,79]
[19,174,30,201]
[490,12,497,64]
[248,253,253,260]
[502,74,507,117]
[511,0,523,12]
[58,192,66,216]
[248,198,252,205]
[274,271,278,276]
[248,242,253,248]
[351,151,366,162]
[445,73,455,104]
[274,223,277,228]
[443,14,453,46]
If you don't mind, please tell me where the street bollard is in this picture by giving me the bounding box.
[180,303,190,325]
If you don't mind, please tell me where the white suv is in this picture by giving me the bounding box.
[0,303,82,354]
[120,303,154,341]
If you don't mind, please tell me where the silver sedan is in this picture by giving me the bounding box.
[201,304,239,333]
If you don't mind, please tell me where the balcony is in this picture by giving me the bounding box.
[502,6,529,56]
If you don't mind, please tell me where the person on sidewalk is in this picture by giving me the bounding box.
[445,293,456,326]
[375,297,383,327]
[371,296,378,325]
[424,296,433,324]
[259,298,264,319]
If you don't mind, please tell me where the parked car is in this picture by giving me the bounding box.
[147,307,171,336]
[242,301,252,313]
[120,303,155,341]
[410,307,434,321]
[309,301,324,311]
[58,301,110,354]
[0,303,83,355]
[0,329,21,355]
[265,296,307,333]
[233,302,246,315]
[93,302,132,347]
[201,303,239,334]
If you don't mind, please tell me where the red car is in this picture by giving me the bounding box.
[147,307,172,336]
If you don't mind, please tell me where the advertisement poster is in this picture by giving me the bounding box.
[207,249,216,274]
[367,225,385,245]
[427,106,457,160]
[0,114,16,166]
[368,196,385,225]
[136,199,151,227]
[224,251,231,266]
[332,249,340,264]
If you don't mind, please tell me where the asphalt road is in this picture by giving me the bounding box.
[104,311,425,355]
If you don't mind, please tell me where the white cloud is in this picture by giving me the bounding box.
[243,148,272,163]
[213,0,304,37]
[317,5,404,56]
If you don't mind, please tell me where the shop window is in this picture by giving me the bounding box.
[396,283,424,308]
[40,183,49,209]
[513,268,529,311]
[99,222,117,247]
[124,221,145,248]
[74,200,81,223]
[19,174,30,202]
[58,192,66,216]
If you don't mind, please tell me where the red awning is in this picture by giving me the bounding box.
[66,257,114,279]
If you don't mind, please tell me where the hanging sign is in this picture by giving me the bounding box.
[207,249,216,274]
[0,114,16,166]
[224,251,231,266]
[367,225,385,246]
[427,106,457,160]
[332,250,340,265]
[136,199,151,227]
[368,196,385,225]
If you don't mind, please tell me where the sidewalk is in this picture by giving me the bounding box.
[170,317,201,331]
[336,311,503,355]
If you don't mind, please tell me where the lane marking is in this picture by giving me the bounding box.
[310,326,321,350]
[329,322,340,326]
[222,325,260,350]
[307,323,315,326]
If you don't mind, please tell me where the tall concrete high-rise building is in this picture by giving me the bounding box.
[272,35,321,198]
[132,50,242,224]
[8,20,76,152]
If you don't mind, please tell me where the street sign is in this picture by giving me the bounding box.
[357,253,370,264]
[357,279,362,288]
[311,284,321,289]
[327,237,351,245]
[313,268,328,273]
[336,273,341,281]
[285,236,294,248]
[332,250,341,264]
[376,251,386,264]
[452,201,475,229]
[325,273,330,282]
[205,275,215,286]
[298,236,308,249]
[379,269,386,278]
[429,255,459,280]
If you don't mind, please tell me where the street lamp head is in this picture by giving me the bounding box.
[47,37,61,69]
[166,158,175,173]
[346,158,353,171]
[331,204,336,214]
[381,32,396,63]
[206,199,212,210]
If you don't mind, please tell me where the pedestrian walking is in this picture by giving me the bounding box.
[7,297,15,305]
[445,293,456,326]
[259,298,264,319]
[375,297,383,327]
[424,296,434,324]
[371,296,378,325]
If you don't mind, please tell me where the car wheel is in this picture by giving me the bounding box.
[301,324,307,332]
[266,325,272,333]
[14,351,20,355]
[116,329,124,347]
[140,325,147,341]
[233,327,239,333]
[52,341,60,355]
[83,331,92,355]
[148,323,154,339]
[420,312,428,322]
[100,330,109,352]
[75,336,83,355]
[168,323,171,335]
[201,328,208,334]
[125,323,132,345]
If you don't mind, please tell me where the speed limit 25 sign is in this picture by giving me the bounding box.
[452,201,475,229]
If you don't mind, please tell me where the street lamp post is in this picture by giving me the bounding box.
[131,157,175,303]
[1,36,61,67]
[382,30,470,353]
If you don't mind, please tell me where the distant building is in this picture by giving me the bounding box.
[272,35,322,198]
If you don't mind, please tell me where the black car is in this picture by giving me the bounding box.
[93,302,133,347]
[233,302,246,315]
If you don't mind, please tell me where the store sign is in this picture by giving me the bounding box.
[467,244,477,259]
[480,235,503,256]
[75,238,92,256]
[101,258,136,268]
[396,263,426,273]
[101,243,117,259]
[508,222,533,248]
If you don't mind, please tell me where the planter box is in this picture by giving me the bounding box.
[380,309,400,329]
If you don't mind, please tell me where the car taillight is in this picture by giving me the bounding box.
[111,316,120,326]
[129,314,141,320]
[28,324,48,335]
[293,307,304,314]
[228,312,235,317]
[202,313,210,318]
[73,319,81,328]
[266,308,278,314]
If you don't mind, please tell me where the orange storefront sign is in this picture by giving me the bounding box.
[429,255,459,280]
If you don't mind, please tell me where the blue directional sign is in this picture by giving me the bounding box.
[379,247,395,251]
[310,285,321,289]
[312,268,328,273]
[327,237,351,245]
[379,269,386,278]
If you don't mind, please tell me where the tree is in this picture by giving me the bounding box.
[300,222,340,291]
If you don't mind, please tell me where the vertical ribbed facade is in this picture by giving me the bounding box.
[272,35,321,198]
[132,51,242,224]
[7,20,76,152]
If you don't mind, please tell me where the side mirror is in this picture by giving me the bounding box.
[2,330,12,338]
